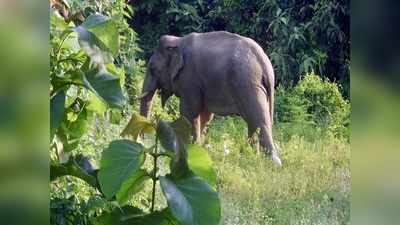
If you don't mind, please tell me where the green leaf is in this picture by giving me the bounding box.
[116,169,150,205]
[170,117,192,145]
[94,207,177,225]
[50,156,98,189]
[93,206,145,225]
[57,134,80,153]
[108,108,123,124]
[75,20,114,65]
[157,120,178,156]
[87,92,107,115]
[65,107,92,139]
[106,63,125,87]
[80,14,119,55]
[61,30,80,52]
[157,117,192,178]
[188,144,217,188]
[157,117,191,155]
[50,90,66,140]
[57,98,92,149]
[160,175,221,225]
[98,140,146,199]
[123,209,179,225]
[121,114,155,140]
[181,3,199,18]
[83,68,125,109]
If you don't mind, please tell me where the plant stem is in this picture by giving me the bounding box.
[150,134,158,212]
[56,31,72,61]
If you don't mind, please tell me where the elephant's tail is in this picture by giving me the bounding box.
[269,82,274,125]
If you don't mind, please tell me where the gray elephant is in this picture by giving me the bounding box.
[140,31,282,166]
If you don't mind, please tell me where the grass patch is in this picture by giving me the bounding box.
[204,116,350,225]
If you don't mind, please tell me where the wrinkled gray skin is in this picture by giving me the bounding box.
[140,31,282,166]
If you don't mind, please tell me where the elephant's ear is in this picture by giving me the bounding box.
[168,47,184,82]
[160,35,184,82]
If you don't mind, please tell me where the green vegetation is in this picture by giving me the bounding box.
[131,0,350,98]
[50,0,350,225]
[275,73,350,140]
[50,1,221,224]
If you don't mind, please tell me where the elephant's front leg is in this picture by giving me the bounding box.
[192,116,202,143]
[179,97,202,143]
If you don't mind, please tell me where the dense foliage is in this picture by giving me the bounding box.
[50,1,220,225]
[275,73,350,140]
[130,0,350,98]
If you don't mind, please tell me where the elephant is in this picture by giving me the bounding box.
[140,31,282,166]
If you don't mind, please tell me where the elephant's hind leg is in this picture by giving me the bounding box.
[230,84,282,166]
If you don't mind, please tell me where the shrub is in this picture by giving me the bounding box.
[275,73,350,140]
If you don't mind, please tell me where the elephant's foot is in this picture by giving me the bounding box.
[271,150,282,167]
[264,145,282,166]
[269,143,282,166]
[259,147,282,166]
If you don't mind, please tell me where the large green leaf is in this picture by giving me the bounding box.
[157,120,178,156]
[83,68,125,109]
[157,118,192,177]
[160,175,221,225]
[187,144,217,188]
[157,117,191,155]
[80,14,119,55]
[76,26,114,65]
[50,90,66,140]
[121,114,155,140]
[98,140,146,199]
[116,169,150,205]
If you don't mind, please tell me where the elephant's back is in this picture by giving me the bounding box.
[187,31,244,54]
[183,32,248,115]
[184,31,244,76]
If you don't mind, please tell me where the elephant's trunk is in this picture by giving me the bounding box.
[140,69,158,118]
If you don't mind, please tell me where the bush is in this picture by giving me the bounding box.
[275,73,350,140]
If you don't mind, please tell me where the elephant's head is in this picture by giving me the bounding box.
[140,35,184,118]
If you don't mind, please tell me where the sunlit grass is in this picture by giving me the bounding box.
[205,116,350,225]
